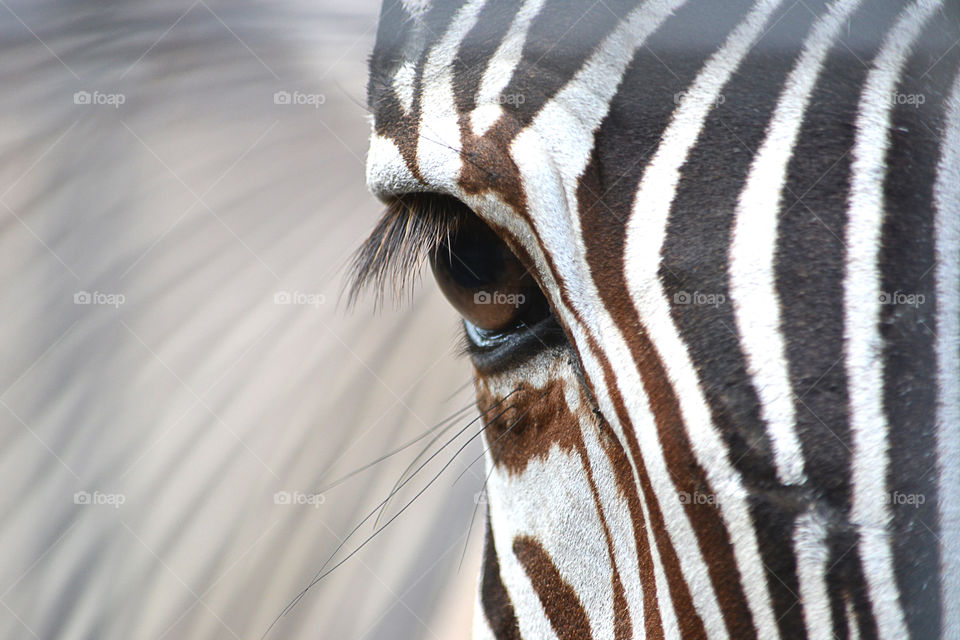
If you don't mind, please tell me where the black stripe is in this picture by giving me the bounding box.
[827,526,879,640]
[481,515,522,640]
[663,0,823,492]
[880,6,960,636]
[367,0,415,109]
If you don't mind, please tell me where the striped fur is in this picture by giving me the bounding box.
[366,1,960,638]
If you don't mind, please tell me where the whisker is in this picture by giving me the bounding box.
[272,400,515,628]
[372,387,510,528]
[372,420,460,530]
[461,454,497,574]
[262,388,520,639]
[373,389,483,530]
[287,391,522,609]
[316,401,476,494]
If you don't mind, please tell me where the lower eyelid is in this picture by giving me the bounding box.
[464,320,512,348]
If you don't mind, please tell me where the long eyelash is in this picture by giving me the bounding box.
[346,194,462,307]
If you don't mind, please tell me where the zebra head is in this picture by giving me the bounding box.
[355,1,960,638]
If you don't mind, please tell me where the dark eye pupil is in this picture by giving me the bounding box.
[441,227,506,289]
[430,208,549,334]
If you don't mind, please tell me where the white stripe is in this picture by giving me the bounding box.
[577,384,666,639]
[933,62,960,640]
[844,2,939,637]
[731,0,864,487]
[793,510,834,640]
[623,2,786,638]
[470,0,548,137]
[393,60,417,114]
[454,203,689,637]
[472,617,497,640]
[415,0,487,193]
[479,356,618,638]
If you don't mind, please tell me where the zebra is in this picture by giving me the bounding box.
[351,0,960,638]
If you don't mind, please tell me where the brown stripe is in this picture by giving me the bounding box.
[612,569,631,640]
[452,0,530,214]
[573,418,633,639]
[468,185,727,636]
[482,517,522,640]
[476,378,579,477]
[513,535,591,639]
[448,60,746,634]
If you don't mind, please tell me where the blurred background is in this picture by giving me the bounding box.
[0,1,484,638]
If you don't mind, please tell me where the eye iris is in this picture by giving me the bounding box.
[430,213,546,333]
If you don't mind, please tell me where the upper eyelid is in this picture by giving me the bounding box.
[345,194,465,307]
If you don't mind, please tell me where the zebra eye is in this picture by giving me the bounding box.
[430,213,550,336]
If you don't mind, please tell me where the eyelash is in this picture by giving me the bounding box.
[346,194,464,307]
